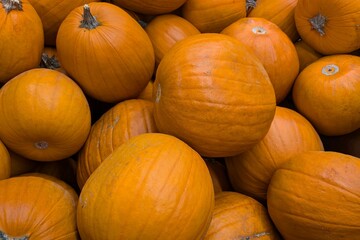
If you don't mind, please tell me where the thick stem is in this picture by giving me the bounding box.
[79,4,100,29]
[246,0,257,13]
[40,53,61,70]
[309,14,327,36]
[0,231,29,240]
[1,0,23,13]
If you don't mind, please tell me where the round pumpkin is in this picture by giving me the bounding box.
[77,133,214,240]
[0,68,91,161]
[267,151,360,240]
[0,174,78,239]
[292,54,360,136]
[111,0,187,15]
[225,106,324,202]
[295,0,360,55]
[182,0,247,33]
[0,140,10,180]
[0,0,44,83]
[221,17,299,103]
[294,39,322,72]
[204,191,280,240]
[56,3,155,103]
[76,99,158,189]
[153,33,276,157]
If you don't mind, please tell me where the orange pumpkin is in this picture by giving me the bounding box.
[205,158,232,194]
[182,0,247,33]
[111,0,187,15]
[225,106,324,202]
[294,39,322,72]
[56,3,155,103]
[0,140,10,180]
[77,99,158,189]
[0,174,78,239]
[292,54,360,136]
[295,0,360,55]
[0,0,44,83]
[40,47,67,75]
[77,133,214,239]
[268,151,360,240]
[247,0,299,42]
[221,17,299,103]
[204,191,280,240]
[137,80,154,101]
[0,68,91,161]
[153,33,276,157]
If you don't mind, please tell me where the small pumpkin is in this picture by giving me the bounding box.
[0,139,10,180]
[294,39,322,72]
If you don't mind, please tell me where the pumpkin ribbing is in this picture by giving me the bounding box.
[1,0,22,13]
[80,4,100,29]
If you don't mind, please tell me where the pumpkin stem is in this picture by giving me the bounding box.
[40,53,61,70]
[0,231,29,240]
[246,0,257,13]
[1,0,23,13]
[80,4,100,30]
[309,13,327,36]
[34,141,49,150]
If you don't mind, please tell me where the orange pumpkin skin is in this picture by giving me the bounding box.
[111,0,187,15]
[145,14,200,68]
[182,0,247,33]
[225,106,324,202]
[221,17,299,103]
[0,174,79,239]
[137,80,154,101]
[292,54,360,136]
[77,99,158,189]
[204,191,280,240]
[0,0,44,83]
[295,0,360,55]
[153,33,276,157]
[247,0,299,42]
[0,68,91,161]
[268,151,360,240]
[0,140,10,180]
[56,3,155,103]
[77,133,214,240]
[294,39,322,72]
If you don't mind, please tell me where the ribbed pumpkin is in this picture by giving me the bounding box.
[247,0,299,42]
[153,33,276,157]
[111,0,187,15]
[204,191,280,240]
[294,39,322,72]
[77,99,157,189]
[0,140,10,180]
[0,0,44,83]
[77,133,214,240]
[182,0,247,33]
[0,174,78,239]
[292,54,360,136]
[56,3,155,103]
[0,68,91,161]
[225,106,324,202]
[221,17,299,103]
[268,151,360,240]
[295,0,360,55]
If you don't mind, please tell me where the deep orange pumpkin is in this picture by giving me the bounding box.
[0,140,10,180]
[294,39,323,72]
[77,133,214,239]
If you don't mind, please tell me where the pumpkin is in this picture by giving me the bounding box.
[40,47,67,75]
[292,54,360,136]
[0,68,91,161]
[137,80,154,101]
[294,0,360,55]
[225,106,324,203]
[0,0,44,83]
[267,151,360,240]
[76,99,158,189]
[181,0,247,33]
[27,0,99,46]
[0,140,10,180]
[145,14,200,69]
[77,133,214,240]
[153,33,276,157]
[9,151,39,177]
[0,174,78,239]
[110,0,187,15]
[221,17,299,104]
[294,39,322,72]
[247,0,299,42]
[204,158,232,194]
[204,191,280,240]
[56,3,155,103]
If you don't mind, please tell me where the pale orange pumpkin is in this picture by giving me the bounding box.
[0,68,91,161]
[77,133,214,239]
[0,140,10,180]
[294,39,322,72]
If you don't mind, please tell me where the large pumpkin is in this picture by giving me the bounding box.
[0,174,78,239]
[0,0,43,83]
[268,151,360,240]
[57,3,155,103]
[225,106,324,202]
[153,33,276,157]
[295,0,360,55]
[0,68,91,161]
[221,17,299,103]
[0,140,10,180]
[110,0,187,15]
[76,99,158,189]
[77,133,214,240]
[292,54,360,136]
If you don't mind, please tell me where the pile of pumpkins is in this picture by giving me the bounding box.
[0,0,360,239]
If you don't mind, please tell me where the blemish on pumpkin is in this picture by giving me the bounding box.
[321,64,339,76]
[155,83,161,103]
[252,26,267,35]
[34,141,49,150]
